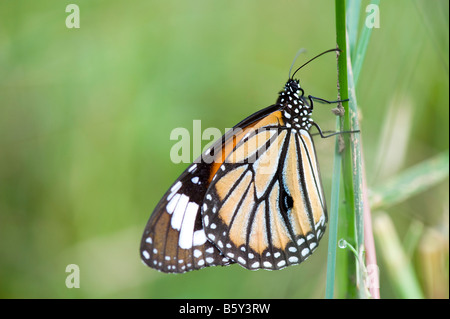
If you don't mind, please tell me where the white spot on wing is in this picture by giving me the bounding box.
[171,194,190,230]
[171,181,182,193]
[289,256,299,263]
[166,193,180,214]
[301,248,310,256]
[193,229,207,246]
[178,202,199,249]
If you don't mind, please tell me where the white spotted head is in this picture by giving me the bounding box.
[277,79,312,130]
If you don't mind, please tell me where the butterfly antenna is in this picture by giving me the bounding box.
[290,48,341,80]
[288,48,307,79]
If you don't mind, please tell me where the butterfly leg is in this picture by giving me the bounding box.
[310,130,336,137]
[311,122,340,138]
[308,95,349,104]
[311,122,359,139]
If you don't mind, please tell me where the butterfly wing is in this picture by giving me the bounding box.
[140,164,232,273]
[140,104,283,273]
[202,119,327,270]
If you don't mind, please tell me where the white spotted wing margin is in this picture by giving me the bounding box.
[140,161,234,273]
[201,127,327,271]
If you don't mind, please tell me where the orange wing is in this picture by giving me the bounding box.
[202,121,327,270]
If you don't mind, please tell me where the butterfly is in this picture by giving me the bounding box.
[140,48,347,273]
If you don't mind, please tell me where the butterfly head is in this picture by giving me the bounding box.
[277,79,313,130]
[277,79,304,105]
[285,79,302,94]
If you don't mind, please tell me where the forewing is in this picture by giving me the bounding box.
[140,104,283,273]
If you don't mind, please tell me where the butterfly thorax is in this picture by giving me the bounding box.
[277,79,313,131]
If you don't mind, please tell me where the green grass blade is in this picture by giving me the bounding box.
[374,212,425,298]
[346,49,367,298]
[352,0,381,86]
[370,151,449,210]
[325,115,343,299]
[335,0,360,299]
[346,0,362,56]
[333,0,376,298]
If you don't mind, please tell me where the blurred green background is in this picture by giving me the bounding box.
[0,0,448,298]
